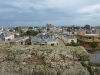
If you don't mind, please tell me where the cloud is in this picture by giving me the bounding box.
[78,4,100,14]
[0,0,100,27]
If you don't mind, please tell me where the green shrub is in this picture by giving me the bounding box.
[81,61,93,75]
[57,72,60,75]
[87,66,93,75]
[66,42,79,46]
[81,61,87,67]
[66,43,71,46]
[31,53,35,55]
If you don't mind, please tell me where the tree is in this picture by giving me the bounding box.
[20,32,26,37]
[90,42,98,49]
[26,30,33,35]
[70,42,79,46]
[66,42,79,46]
[84,24,90,30]
[19,30,26,37]
[67,28,70,32]
[26,30,38,36]
[75,26,80,29]
[47,28,50,32]
[29,26,33,29]
[37,28,42,33]
[14,27,19,31]
[9,29,13,32]
[19,30,22,33]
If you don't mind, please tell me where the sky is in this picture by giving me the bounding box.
[0,0,100,27]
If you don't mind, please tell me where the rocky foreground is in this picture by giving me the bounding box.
[0,45,90,75]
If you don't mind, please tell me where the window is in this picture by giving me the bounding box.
[89,37,91,39]
[80,37,82,39]
[98,37,100,39]
[71,40,74,42]
[72,32,74,34]
[51,44,54,46]
[40,44,45,45]
[8,38,11,41]
[21,42,23,45]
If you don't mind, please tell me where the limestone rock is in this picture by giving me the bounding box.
[0,45,90,75]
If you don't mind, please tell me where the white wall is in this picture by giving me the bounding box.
[68,38,77,43]
[4,34,14,41]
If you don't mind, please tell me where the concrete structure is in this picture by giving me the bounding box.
[0,33,14,41]
[59,34,77,45]
[67,35,77,43]
[2,37,30,45]
[4,34,14,41]
[77,31,100,49]
[46,24,54,28]
[31,33,59,46]
[17,26,28,32]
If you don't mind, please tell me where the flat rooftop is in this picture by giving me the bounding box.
[85,34,98,36]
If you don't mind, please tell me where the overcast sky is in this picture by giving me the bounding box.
[0,0,100,27]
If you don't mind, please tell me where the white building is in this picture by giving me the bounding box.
[3,34,14,41]
[2,36,30,45]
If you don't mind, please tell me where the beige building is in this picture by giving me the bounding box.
[17,26,28,32]
[77,31,100,49]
